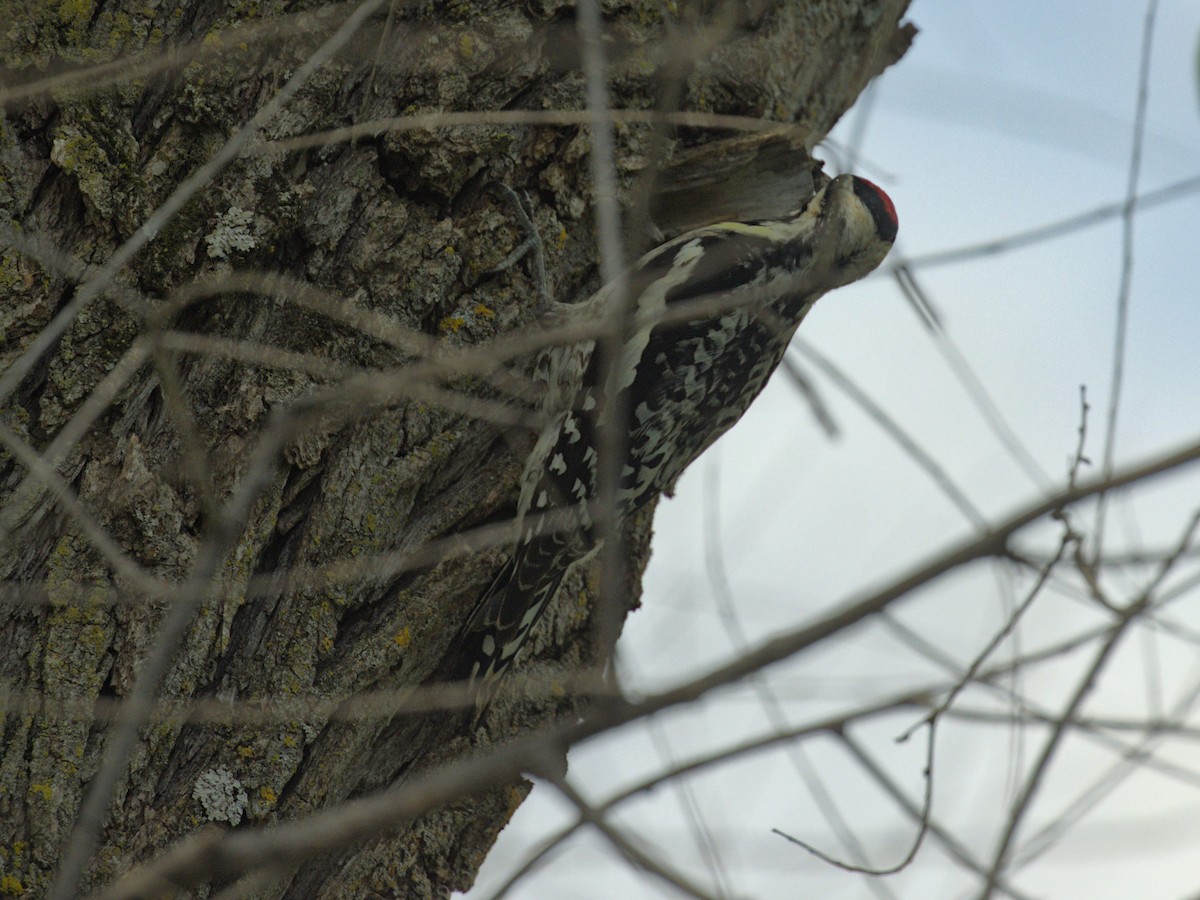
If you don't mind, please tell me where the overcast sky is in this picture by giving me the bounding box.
[468,2,1200,897]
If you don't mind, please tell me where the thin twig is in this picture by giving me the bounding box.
[551,777,720,900]
[702,458,896,899]
[772,720,936,878]
[790,340,986,529]
[1092,0,1160,558]
[259,109,803,156]
[901,173,1200,270]
[576,0,633,696]
[892,264,1051,492]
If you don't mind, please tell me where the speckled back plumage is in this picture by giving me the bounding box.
[453,174,898,711]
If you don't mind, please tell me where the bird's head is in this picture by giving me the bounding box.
[808,174,898,287]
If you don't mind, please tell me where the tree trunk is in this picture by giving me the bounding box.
[0,1,912,896]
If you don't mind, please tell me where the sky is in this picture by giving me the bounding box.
[467,1,1200,897]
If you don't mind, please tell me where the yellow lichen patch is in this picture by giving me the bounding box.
[0,874,24,895]
[473,303,496,319]
[393,626,412,648]
[50,127,113,217]
[427,431,454,461]
[236,745,254,759]
[458,33,474,58]
[504,785,526,818]
[106,11,133,48]
[438,315,465,334]
[0,251,35,291]
[259,786,277,804]
[28,783,52,802]
[57,0,93,34]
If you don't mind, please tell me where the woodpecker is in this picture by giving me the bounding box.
[454,173,898,710]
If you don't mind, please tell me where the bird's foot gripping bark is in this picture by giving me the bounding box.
[486,182,549,310]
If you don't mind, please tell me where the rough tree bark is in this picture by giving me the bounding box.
[0,1,912,896]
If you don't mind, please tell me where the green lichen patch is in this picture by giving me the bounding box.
[204,205,257,258]
[49,101,148,236]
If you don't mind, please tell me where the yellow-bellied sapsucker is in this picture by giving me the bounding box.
[454,173,898,708]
